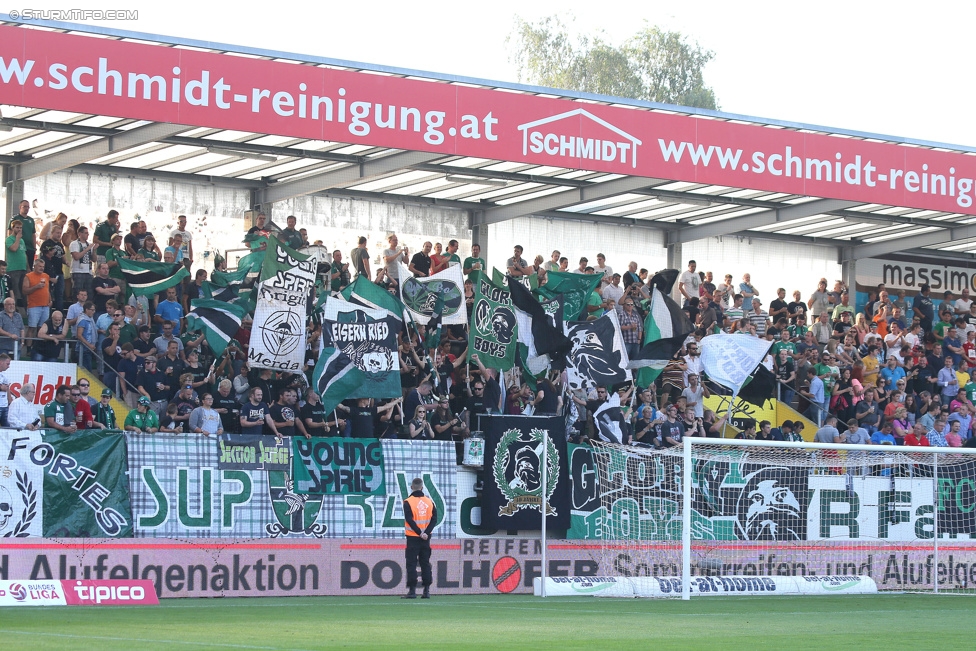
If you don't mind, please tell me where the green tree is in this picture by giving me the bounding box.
[508,16,718,110]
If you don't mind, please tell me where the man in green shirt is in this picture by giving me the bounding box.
[12,200,36,267]
[44,385,75,433]
[933,310,953,343]
[93,209,120,262]
[124,395,160,433]
[94,388,117,429]
[279,215,305,250]
[770,329,798,357]
[444,239,462,268]
[965,370,976,404]
[104,233,127,294]
[462,243,486,283]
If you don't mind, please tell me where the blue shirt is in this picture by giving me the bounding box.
[809,376,825,404]
[871,432,896,445]
[880,365,907,385]
[156,300,184,335]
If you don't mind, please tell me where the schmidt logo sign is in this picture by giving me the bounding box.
[518,109,642,168]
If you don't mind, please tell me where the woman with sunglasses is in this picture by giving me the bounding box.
[407,404,434,440]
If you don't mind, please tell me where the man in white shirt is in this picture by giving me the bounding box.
[382,233,409,283]
[601,274,624,313]
[8,383,40,429]
[678,260,700,306]
[593,253,612,284]
[956,289,973,315]
[169,214,193,269]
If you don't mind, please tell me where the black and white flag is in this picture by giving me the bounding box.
[593,396,630,444]
[509,279,570,376]
[564,310,631,392]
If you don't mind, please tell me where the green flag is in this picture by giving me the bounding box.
[341,276,404,321]
[119,259,190,297]
[258,240,312,284]
[470,271,518,370]
[535,270,602,321]
[186,299,249,357]
[312,346,367,414]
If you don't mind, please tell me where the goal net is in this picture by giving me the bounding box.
[545,438,976,598]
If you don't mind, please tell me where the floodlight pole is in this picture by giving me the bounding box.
[682,435,692,601]
[541,431,548,598]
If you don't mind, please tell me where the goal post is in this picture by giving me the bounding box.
[538,437,976,598]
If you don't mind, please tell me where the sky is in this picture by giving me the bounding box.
[22,0,976,147]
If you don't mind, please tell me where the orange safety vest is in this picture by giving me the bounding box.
[404,495,433,537]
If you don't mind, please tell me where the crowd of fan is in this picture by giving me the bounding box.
[2,204,976,449]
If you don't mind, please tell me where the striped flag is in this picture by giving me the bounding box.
[313,346,367,414]
[186,299,249,357]
[119,259,190,297]
[629,269,694,384]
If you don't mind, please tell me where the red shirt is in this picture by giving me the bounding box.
[964,341,976,363]
[904,433,930,447]
[72,399,94,429]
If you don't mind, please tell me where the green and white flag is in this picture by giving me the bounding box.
[312,346,367,414]
[248,240,317,372]
[341,276,404,322]
[186,299,249,357]
[323,297,402,399]
[119,259,190,297]
[397,261,466,326]
[470,271,518,370]
[535,270,602,321]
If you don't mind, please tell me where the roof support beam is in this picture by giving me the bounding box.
[668,199,860,244]
[478,176,668,226]
[257,151,443,205]
[841,224,976,261]
[9,123,190,181]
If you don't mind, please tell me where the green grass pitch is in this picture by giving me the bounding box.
[1,594,973,650]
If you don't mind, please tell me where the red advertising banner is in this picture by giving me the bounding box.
[62,579,158,606]
[1,26,975,216]
[2,538,976,597]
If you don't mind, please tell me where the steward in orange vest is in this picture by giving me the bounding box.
[403,477,437,599]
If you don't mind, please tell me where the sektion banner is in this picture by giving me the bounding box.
[216,434,290,472]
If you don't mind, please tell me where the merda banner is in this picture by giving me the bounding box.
[481,415,570,530]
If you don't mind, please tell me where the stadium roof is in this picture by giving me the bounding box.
[2,14,976,262]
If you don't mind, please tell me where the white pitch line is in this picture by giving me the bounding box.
[0,630,310,651]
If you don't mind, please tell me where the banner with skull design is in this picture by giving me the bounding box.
[469,271,518,370]
[322,297,402,399]
[248,241,317,373]
[564,309,632,393]
[481,415,571,530]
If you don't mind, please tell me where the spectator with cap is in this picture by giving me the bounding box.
[124,395,160,433]
[93,388,117,430]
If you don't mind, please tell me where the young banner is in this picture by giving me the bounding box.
[291,437,386,496]
[564,310,632,392]
[481,415,571,530]
[249,241,317,372]
[469,271,518,370]
[322,297,401,399]
[398,261,466,326]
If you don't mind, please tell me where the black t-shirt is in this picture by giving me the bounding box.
[214,393,240,432]
[102,339,122,371]
[158,355,184,381]
[40,239,65,278]
[657,419,686,447]
[429,411,457,441]
[536,379,558,414]
[241,401,270,435]
[137,369,170,401]
[270,403,297,437]
[91,277,117,313]
[133,337,154,359]
[833,322,851,336]
[185,363,208,387]
[787,301,807,324]
[301,401,328,435]
[856,399,881,428]
[410,252,431,276]
[124,233,140,255]
[769,298,788,319]
[349,404,376,438]
[775,357,795,382]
